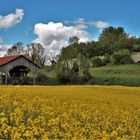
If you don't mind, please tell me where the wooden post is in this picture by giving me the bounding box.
[33,73,36,85]
[33,66,36,85]
[5,74,7,85]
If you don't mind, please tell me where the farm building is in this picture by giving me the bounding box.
[0,55,41,84]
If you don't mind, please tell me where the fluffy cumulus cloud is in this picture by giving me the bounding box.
[0,9,24,29]
[34,22,90,55]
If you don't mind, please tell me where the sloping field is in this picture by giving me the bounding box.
[0,86,139,139]
[90,64,140,86]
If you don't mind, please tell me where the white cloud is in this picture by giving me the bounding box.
[65,18,85,25]
[64,18,109,43]
[0,9,24,29]
[92,21,109,29]
[65,18,88,30]
[33,22,90,55]
[75,24,88,30]
[65,18,109,30]
[0,37,11,56]
[0,44,11,57]
[74,18,85,25]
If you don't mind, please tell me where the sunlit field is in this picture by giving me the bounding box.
[0,86,140,139]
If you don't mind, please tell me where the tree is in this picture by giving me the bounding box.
[56,62,80,84]
[47,53,58,69]
[58,42,81,62]
[26,43,46,67]
[69,36,79,45]
[98,26,131,55]
[7,42,24,55]
[111,49,133,65]
[82,68,91,82]
[79,41,99,59]
[69,62,80,84]
[58,36,81,62]
[91,56,105,67]
[36,71,48,85]
[82,60,91,82]
[56,62,71,84]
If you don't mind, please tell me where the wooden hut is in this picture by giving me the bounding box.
[0,55,41,84]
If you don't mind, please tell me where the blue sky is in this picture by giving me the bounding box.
[0,0,140,55]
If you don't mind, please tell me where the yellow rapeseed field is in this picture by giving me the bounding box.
[0,86,140,140]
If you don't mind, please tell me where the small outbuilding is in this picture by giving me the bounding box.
[0,55,41,84]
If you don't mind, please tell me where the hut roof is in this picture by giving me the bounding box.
[0,55,20,65]
[0,55,41,68]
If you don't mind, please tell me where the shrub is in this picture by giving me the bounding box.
[24,76,33,85]
[111,49,133,65]
[133,45,140,52]
[82,68,91,82]
[57,72,71,84]
[69,63,80,83]
[56,65,71,84]
[91,56,105,67]
[56,62,80,84]
[36,72,48,85]
[102,54,110,65]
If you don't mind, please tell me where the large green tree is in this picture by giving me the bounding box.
[58,37,81,61]
[98,26,136,55]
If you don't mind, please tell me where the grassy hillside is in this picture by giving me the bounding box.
[90,64,140,86]
[35,64,140,86]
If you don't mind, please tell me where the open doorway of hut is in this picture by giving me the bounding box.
[9,66,30,85]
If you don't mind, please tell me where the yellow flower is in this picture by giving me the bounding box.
[0,85,139,139]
